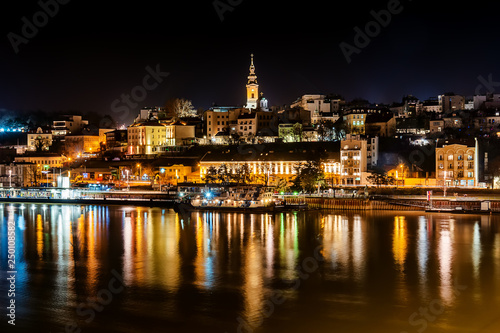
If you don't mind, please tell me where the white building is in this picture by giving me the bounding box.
[340,134,367,185]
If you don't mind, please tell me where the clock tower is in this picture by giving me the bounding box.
[246,54,259,110]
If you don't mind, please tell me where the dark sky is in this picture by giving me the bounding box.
[0,0,499,125]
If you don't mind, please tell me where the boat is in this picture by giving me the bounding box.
[173,185,308,213]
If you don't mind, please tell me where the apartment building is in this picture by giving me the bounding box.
[435,139,478,187]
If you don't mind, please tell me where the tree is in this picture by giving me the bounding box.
[165,98,197,119]
[332,117,347,140]
[233,163,252,185]
[34,137,50,152]
[291,161,325,193]
[292,123,303,142]
[275,178,289,193]
[204,166,218,184]
[317,120,336,141]
[366,171,395,187]
[217,164,232,183]
[24,164,41,187]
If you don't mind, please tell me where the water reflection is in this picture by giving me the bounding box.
[437,218,454,306]
[1,204,500,333]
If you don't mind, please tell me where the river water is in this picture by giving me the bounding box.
[1,203,499,333]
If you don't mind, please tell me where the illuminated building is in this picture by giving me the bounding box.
[436,139,478,187]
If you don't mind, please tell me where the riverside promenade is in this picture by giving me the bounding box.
[0,188,175,208]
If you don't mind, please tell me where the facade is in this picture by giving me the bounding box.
[0,163,27,187]
[157,121,196,151]
[199,144,340,186]
[127,121,166,155]
[439,94,465,113]
[27,127,52,152]
[52,115,89,137]
[291,95,339,124]
[429,119,444,134]
[65,134,101,159]
[435,139,478,187]
[365,112,396,137]
[204,108,242,139]
[340,134,367,185]
[367,137,379,167]
[105,130,128,152]
[237,112,258,139]
[343,108,380,134]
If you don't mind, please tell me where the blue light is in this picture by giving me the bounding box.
[205,192,212,199]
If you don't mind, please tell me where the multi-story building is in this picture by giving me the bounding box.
[105,129,128,153]
[127,120,196,155]
[199,144,340,186]
[237,112,258,140]
[52,115,89,137]
[291,94,340,124]
[204,108,242,140]
[435,139,478,187]
[365,111,396,137]
[156,121,196,152]
[343,108,381,135]
[65,132,101,159]
[367,136,379,167]
[429,119,444,135]
[27,127,52,152]
[439,94,465,113]
[340,134,368,185]
[127,120,167,155]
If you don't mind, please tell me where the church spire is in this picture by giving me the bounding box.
[246,53,259,110]
[248,53,257,84]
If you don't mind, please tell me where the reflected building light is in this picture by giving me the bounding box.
[472,222,481,281]
[197,215,216,289]
[163,213,180,292]
[87,209,98,291]
[417,216,429,292]
[392,216,407,272]
[438,219,453,306]
[123,212,133,285]
[352,215,364,283]
[279,213,299,281]
[242,233,264,328]
[36,214,43,259]
[494,233,500,287]
[265,216,274,279]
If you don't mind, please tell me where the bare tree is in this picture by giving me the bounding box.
[24,164,41,187]
[165,98,197,119]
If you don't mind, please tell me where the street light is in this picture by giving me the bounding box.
[8,169,12,188]
[126,169,130,189]
[137,163,141,180]
[399,164,404,187]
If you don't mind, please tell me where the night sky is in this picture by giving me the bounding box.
[0,0,498,125]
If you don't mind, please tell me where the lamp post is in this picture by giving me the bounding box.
[9,169,12,188]
[400,164,404,187]
[160,168,165,191]
[126,169,130,189]
[137,163,141,181]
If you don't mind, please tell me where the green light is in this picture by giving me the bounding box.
[280,191,284,195]
[293,192,298,196]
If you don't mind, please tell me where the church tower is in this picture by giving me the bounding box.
[246,54,259,110]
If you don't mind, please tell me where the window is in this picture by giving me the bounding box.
[448,155,453,161]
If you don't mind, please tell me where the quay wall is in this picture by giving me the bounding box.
[287,197,500,212]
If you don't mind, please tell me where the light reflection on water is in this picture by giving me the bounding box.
[1,204,500,332]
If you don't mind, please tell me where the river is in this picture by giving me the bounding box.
[1,203,499,333]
